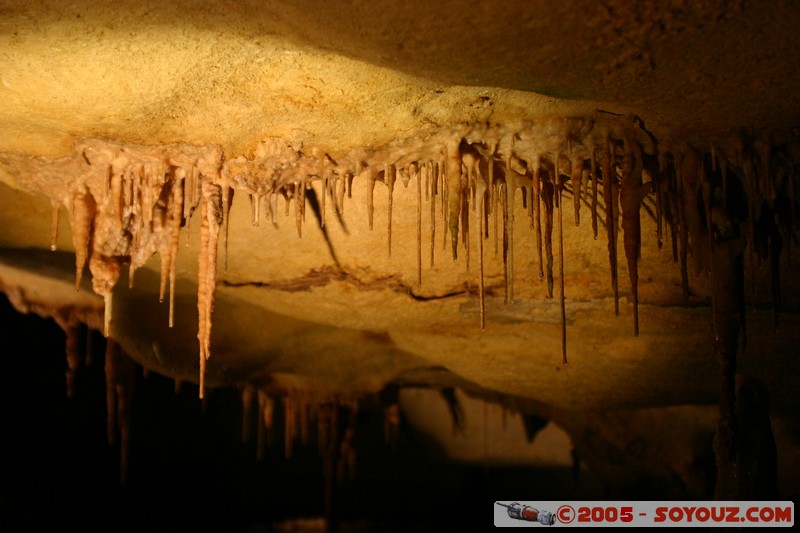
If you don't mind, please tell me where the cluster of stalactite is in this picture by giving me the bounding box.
[240,386,365,476]
[53,322,137,486]
[41,140,224,398]
[237,384,417,527]
[15,114,797,398]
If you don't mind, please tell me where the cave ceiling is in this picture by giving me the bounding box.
[1,0,799,422]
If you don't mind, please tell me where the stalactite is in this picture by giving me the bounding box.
[256,390,266,461]
[197,179,222,399]
[383,401,400,451]
[365,167,376,230]
[570,156,583,226]
[300,398,311,446]
[675,150,691,299]
[70,186,96,289]
[477,160,489,331]
[321,174,329,228]
[284,395,296,459]
[504,166,517,302]
[416,163,423,290]
[742,152,759,307]
[105,337,118,446]
[527,184,534,229]
[21,117,799,405]
[619,140,645,336]
[241,383,255,443]
[222,184,233,273]
[711,214,745,499]
[543,177,555,299]
[445,139,462,260]
[501,182,509,302]
[167,171,185,328]
[283,188,292,218]
[601,139,620,314]
[336,174,346,215]
[49,200,60,251]
[557,174,567,365]
[386,164,395,257]
[492,178,499,257]
[63,321,81,398]
[257,389,274,461]
[104,337,136,487]
[533,159,544,279]
[462,184,471,271]
[430,161,437,269]
[89,254,121,337]
[295,180,305,238]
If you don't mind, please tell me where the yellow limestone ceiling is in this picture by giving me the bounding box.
[0,0,799,417]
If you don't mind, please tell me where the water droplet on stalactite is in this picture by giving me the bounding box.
[70,186,96,289]
[49,200,60,251]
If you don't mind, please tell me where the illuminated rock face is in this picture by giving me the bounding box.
[1,0,799,506]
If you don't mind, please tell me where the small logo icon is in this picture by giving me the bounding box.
[556,505,575,524]
[496,502,556,525]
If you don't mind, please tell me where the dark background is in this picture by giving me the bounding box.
[0,294,588,532]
